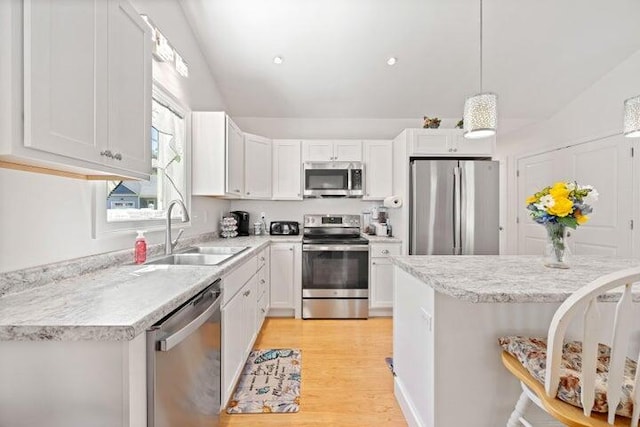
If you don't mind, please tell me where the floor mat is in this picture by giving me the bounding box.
[226,348,301,414]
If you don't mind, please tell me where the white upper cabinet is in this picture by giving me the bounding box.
[409,129,494,157]
[2,0,152,179]
[302,140,362,162]
[226,119,244,196]
[244,133,271,199]
[272,140,302,200]
[106,0,152,175]
[363,140,392,200]
[192,112,245,198]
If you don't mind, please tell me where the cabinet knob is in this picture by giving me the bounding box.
[235,189,241,193]
[289,248,293,251]
[453,148,458,152]
[100,150,113,158]
[372,261,377,265]
[260,256,265,261]
[447,148,452,153]
[244,290,251,297]
[382,249,389,254]
[260,279,266,284]
[297,193,301,197]
[261,308,266,313]
[113,153,122,161]
[246,192,250,195]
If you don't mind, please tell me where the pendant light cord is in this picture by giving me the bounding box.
[479,0,483,93]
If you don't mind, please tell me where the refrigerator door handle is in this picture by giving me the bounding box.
[453,166,461,255]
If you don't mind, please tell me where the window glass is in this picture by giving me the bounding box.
[106,97,186,222]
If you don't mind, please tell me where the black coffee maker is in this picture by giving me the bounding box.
[230,211,250,236]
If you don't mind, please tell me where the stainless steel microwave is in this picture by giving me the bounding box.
[303,162,364,198]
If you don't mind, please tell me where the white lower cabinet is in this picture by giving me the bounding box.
[369,242,402,316]
[269,243,301,317]
[221,255,261,407]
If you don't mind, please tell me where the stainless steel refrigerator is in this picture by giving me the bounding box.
[410,159,499,255]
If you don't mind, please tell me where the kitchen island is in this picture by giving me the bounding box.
[391,255,640,427]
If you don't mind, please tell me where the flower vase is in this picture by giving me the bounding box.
[544,223,569,269]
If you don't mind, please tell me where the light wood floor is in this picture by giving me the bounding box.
[220,317,407,427]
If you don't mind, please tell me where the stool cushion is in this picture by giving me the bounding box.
[499,336,636,418]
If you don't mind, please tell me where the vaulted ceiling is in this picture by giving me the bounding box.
[181,0,640,123]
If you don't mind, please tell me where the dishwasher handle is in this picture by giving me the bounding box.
[158,290,221,352]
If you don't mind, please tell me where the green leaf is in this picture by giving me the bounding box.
[557,216,578,229]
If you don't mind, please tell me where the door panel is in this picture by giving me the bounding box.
[517,151,564,255]
[568,136,632,256]
[410,160,458,255]
[459,161,499,255]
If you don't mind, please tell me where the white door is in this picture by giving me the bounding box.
[106,0,151,177]
[370,258,394,309]
[270,244,295,309]
[24,0,107,164]
[302,140,333,161]
[226,117,244,196]
[334,140,362,161]
[244,133,272,199]
[517,136,633,257]
[272,140,302,200]
[566,136,633,256]
[410,132,449,155]
[243,275,259,353]
[363,140,392,200]
[517,150,566,254]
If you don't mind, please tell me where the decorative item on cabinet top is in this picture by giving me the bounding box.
[423,116,441,129]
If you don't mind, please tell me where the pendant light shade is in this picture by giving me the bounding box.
[463,93,497,139]
[623,95,640,138]
[463,0,497,139]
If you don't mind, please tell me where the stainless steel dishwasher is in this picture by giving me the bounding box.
[147,279,222,427]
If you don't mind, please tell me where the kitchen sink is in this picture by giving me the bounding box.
[146,246,248,266]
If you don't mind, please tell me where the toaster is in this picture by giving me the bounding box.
[269,221,300,235]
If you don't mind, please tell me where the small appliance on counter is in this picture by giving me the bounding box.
[270,221,300,235]
[230,211,250,236]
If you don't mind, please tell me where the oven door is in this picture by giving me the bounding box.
[302,244,369,297]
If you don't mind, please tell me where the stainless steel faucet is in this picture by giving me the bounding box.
[165,199,190,255]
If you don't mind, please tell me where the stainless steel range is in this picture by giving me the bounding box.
[302,214,369,319]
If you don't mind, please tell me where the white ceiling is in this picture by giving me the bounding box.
[181,0,640,122]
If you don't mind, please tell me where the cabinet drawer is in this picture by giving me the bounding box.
[257,265,268,296]
[257,248,268,269]
[370,244,401,258]
[222,255,258,305]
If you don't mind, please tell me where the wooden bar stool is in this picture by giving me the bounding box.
[499,266,640,426]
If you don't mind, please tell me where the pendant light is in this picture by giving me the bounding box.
[463,0,497,139]
[623,95,640,137]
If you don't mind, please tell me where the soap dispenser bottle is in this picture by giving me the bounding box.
[134,230,147,264]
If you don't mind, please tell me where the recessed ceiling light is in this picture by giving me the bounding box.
[387,57,397,66]
[273,56,284,65]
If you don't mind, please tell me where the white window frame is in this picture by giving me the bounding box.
[92,81,191,239]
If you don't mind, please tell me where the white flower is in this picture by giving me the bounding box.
[578,184,593,191]
[566,182,576,191]
[536,195,555,210]
[584,188,599,203]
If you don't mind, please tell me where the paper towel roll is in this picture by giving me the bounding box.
[383,195,403,208]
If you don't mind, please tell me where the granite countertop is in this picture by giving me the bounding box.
[390,255,640,303]
[0,235,301,342]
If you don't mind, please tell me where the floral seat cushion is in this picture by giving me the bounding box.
[499,336,637,418]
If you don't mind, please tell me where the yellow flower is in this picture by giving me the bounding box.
[549,182,570,199]
[526,195,537,205]
[576,214,589,225]
[547,197,573,217]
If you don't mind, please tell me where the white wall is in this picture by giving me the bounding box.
[0,0,230,272]
[497,48,640,255]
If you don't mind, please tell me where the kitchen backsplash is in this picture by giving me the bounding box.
[228,199,381,230]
